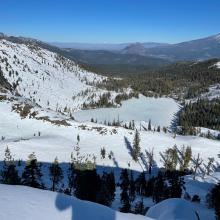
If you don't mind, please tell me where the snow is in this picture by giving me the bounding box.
[0,39,121,113]
[186,84,220,103]
[197,127,220,139]
[74,95,180,128]
[146,198,198,220]
[0,184,152,220]
[0,38,219,220]
[0,99,219,172]
[182,173,220,220]
[215,61,220,69]
[184,172,220,203]
[1,39,218,173]
[199,84,220,100]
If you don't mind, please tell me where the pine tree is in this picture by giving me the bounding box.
[160,146,178,171]
[77,134,80,143]
[145,148,154,174]
[100,147,106,159]
[137,172,146,196]
[211,183,220,220]
[107,171,116,202]
[179,146,192,171]
[157,126,160,132]
[153,173,166,203]
[49,157,63,191]
[204,157,214,176]
[96,172,115,206]
[22,153,43,189]
[129,121,132,129]
[132,129,141,162]
[168,171,184,198]
[75,169,99,202]
[129,170,136,202]
[67,161,76,195]
[146,177,155,197]
[148,119,152,131]
[120,169,130,213]
[1,147,20,185]
[132,120,135,130]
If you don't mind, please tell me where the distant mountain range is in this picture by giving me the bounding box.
[1,32,220,74]
[52,33,220,61]
[49,33,220,74]
[50,42,169,50]
[144,33,220,61]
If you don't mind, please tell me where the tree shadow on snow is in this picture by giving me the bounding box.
[124,136,133,157]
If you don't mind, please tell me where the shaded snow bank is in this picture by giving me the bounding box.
[0,184,152,220]
[146,198,199,220]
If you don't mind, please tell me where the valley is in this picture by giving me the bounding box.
[0,33,220,220]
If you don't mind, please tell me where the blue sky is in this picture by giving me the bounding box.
[0,0,220,43]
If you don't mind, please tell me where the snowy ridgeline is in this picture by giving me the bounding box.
[0,39,125,113]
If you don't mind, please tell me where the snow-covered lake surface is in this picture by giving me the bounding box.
[74,95,181,127]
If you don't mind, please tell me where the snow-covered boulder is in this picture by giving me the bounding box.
[146,198,199,220]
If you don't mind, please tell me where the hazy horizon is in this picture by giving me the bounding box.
[1,0,220,44]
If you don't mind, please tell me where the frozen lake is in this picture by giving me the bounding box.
[74,95,181,127]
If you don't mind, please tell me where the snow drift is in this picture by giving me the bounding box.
[146,198,199,220]
[0,184,152,220]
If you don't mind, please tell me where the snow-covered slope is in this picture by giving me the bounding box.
[0,96,219,172]
[146,198,198,220]
[0,36,219,220]
[1,39,219,172]
[198,84,220,100]
[0,184,152,220]
[0,39,119,113]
